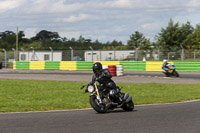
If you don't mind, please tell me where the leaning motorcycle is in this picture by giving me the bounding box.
[163,64,179,77]
[80,82,134,113]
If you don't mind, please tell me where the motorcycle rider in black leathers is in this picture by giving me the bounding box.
[89,62,116,89]
[88,62,121,99]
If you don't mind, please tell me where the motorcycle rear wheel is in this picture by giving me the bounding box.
[90,95,107,113]
[121,100,134,111]
[173,71,179,77]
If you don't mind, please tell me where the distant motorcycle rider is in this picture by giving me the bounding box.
[162,59,171,73]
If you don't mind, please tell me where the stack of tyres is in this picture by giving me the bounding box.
[108,65,116,76]
[116,65,123,76]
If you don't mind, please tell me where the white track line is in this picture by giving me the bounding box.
[0,108,92,115]
[136,99,200,107]
[0,99,200,115]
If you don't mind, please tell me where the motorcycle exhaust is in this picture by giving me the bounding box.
[125,96,132,103]
[123,93,129,100]
[111,102,118,106]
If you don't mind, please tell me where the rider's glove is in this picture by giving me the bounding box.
[85,88,88,93]
[85,83,90,93]
[87,83,90,88]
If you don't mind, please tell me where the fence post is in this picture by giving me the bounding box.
[156,47,160,61]
[194,50,196,60]
[31,47,34,61]
[49,47,53,61]
[134,47,139,61]
[180,45,184,62]
[168,52,170,60]
[12,48,16,61]
[69,47,73,61]
[21,48,25,61]
[3,49,7,68]
[112,46,116,61]
[99,50,102,61]
[89,46,93,61]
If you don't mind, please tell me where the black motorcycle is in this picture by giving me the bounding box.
[80,82,134,113]
[163,64,179,77]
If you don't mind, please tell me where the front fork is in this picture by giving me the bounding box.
[94,82,102,103]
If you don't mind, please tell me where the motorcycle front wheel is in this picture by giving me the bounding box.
[89,95,107,113]
[163,71,170,77]
[121,100,134,111]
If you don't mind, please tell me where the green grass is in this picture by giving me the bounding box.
[118,83,200,105]
[0,79,200,112]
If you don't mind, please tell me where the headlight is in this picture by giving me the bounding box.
[88,85,94,93]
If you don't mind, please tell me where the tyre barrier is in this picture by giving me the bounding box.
[104,65,123,76]
[116,65,123,76]
[108,65,116,76]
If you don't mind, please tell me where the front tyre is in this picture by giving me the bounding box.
[163,71,170,77]
[121,100,134,111]
[90,95,107,113]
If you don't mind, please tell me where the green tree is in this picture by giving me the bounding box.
[155,19,194,50]
[0,30,32,50]
[179,21,194,48]
[0,31,16,47]
[127,31,151,50]
[184,25,200,49]
[31,30,61,41]
[156,19,180,50]
[127,31,152,61]
[110,40,123,47]
[77,35,85,43]
[22,41,43,50]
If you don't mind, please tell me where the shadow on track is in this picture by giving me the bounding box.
[94,109,138,114]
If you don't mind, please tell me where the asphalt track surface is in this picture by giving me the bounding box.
[1,69,200,79]
[0,69,200,133]
[0,69,200,84]
[0,100,200,133]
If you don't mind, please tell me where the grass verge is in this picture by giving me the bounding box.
[0,79,200,112]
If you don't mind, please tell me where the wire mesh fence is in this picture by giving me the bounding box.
[1,48,200,68]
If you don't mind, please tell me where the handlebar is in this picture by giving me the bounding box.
[80,85,87,90]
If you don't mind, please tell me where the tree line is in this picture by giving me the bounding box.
[0,19,200,52]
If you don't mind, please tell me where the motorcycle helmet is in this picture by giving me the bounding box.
[163,59,168,63]
[93,62,102,74]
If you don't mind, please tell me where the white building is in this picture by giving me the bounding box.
[19,51,62,61]
[84,50,136,61]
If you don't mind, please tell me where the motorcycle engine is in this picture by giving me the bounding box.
[103,97,111,107]
[109,89,117,97]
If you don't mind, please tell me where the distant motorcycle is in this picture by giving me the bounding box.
[163,64,179,77]
[80,82,134,113]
